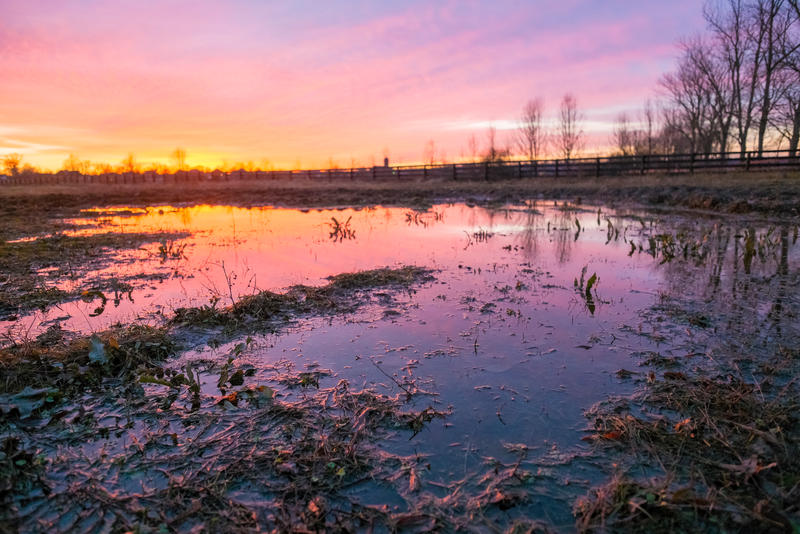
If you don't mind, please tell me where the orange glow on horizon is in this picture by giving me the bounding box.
[0,2,705,173]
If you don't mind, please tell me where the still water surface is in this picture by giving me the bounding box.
[7,201,798,530]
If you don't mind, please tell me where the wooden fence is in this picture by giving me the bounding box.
[2,149,798,186]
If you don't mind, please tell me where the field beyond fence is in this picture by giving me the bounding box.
[2,149,799,186]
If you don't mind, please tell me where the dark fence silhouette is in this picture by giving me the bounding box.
[2,149,798,186]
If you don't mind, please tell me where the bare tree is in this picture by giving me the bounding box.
[642,99,657,154]
[422,139,437,165]
[172,148,187,171]
[753,0,785,154]
[660,106,695,153]
[557,93,583,159]
[687,38,735,151]
[467,134,479,163]
[612,113,640,155]
[773,3,800,153]
[63,154,91,173]
[120,153,139,173]
[660,40,725,154]
[517,98,547,160]
[483,126,511,162]
[485,126,499,162]
[2,153,23,175]
[771,74,800,152]
[705,0,759,155]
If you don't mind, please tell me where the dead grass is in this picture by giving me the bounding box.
[576,361,800,532]
[1,266,433,400]
[0,324,175,396]
[0,231,189,319]
[1,170,799,219]
[171,266,433,328]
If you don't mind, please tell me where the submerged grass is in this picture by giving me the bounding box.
[171,265,433,329]
[2,266,433,401]
[1,265,443,531]
[0,324,175,397]
[0,231,189,319]
[9,372,450,532]
[576,353,800,532]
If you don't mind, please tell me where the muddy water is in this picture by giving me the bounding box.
[4,202,799,531]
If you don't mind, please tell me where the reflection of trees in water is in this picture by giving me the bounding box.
[553,211,574,264]
[485,203,545,260]
[656,221,799,349]
[515,207,541,260]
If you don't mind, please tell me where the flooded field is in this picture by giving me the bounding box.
[2,201,798,532]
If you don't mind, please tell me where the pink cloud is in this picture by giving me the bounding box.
[0,1,704,169]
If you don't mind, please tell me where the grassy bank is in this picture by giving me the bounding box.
[1,171,799,224]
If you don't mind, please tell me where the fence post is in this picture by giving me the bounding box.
[452,164,457,181]
[534,160,538,178]
[555,159,559,178]
[746,152,751,171]
[518,161,522,179]
[372,166,376,180]
[595,157,600,178]
[423,165,427,179]
[641,155,646,175]
[484,162,489,181]
[689,153,695,174]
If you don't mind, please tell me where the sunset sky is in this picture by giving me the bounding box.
[0,1,706,171]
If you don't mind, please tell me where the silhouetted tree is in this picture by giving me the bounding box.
[642,99,657,154]
[63,154,91,173]
[557,93,583,159]
[422,139,437,165]
[467,134,479,163]
[612,113,640,155]
[660,39,725,154]
[517,98,547,160]
[483,126,510,162]
[2,153,22,175]
[120,153,139,173]
[172,148,187,171]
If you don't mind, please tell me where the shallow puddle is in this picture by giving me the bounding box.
[3,201,798,531]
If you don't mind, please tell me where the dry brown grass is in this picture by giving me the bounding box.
[1,170,799,220]
[576,364,800,532]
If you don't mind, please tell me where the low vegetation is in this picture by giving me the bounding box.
[577,353,800,532]
[1,171,799,220]
[0,231,188,320]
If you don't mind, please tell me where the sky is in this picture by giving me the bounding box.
[0,0,707,171]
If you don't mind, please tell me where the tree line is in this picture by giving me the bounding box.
[475,0,800,163]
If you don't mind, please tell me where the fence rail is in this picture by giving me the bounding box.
[2,149,798,186]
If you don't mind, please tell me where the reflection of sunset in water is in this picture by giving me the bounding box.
[6,202,796,339]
